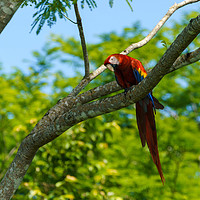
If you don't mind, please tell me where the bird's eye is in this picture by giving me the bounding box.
[109,56,119,65]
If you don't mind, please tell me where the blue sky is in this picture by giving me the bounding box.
[0,0,199,74]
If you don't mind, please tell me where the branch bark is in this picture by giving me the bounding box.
[0,0,21,34]
[0,13,200,200]
[168,47,200,73]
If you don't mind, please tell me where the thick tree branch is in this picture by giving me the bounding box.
[0,0,21,34]
[0,14,199,200]
[74,81,121,105]
[74,2,90,78]
[168,47,200,73]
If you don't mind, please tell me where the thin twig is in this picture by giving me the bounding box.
[61,13,77,24]
[121,0,200,54]
[74,2,90,78]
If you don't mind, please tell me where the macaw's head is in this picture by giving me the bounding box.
[104,54,120,72]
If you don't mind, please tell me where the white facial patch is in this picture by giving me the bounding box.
[109,56,119,65]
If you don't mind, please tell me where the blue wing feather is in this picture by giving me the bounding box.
[133,69,143,82]
[148,93,156,113]
[132,69,155,112]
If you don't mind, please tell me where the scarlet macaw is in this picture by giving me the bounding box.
[104,54,165,183]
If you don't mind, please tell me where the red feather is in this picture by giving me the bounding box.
[104,54,165,184]
[136,100,165,183]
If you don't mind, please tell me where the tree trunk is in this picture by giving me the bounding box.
[0,0,21,34]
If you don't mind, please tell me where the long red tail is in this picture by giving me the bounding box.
[136,98,165,184]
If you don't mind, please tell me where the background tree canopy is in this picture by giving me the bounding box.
[0,10,199,199]
[20,0,133,34]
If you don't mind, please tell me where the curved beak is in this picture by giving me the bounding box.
[105,64,114,72]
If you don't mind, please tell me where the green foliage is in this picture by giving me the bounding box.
[109,0,114,8]
[1,12,200,200]
[30,0,72,34]
[21,0,133,34]
[80,0,97,9]
[125,0,133,11]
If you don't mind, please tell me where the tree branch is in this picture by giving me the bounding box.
[168,47,200,73]
[74,81,121,105]
[0,0,22,34]
[121,0,200,54]
[68,64,106,97]
[74,2,90,78]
